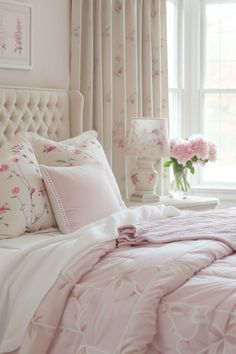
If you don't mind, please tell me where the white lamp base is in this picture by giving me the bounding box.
[129,192,160,203]
[129,158,160,203]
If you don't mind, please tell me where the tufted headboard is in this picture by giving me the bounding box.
[0,86,84,148]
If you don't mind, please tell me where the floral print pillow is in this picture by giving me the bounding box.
[61,130,98,145]
[0,137,56,238]
[25,132,125,208]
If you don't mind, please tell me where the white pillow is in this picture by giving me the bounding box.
[25,131,125,208]
[0,137,56,238]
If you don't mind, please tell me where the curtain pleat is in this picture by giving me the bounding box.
[151,0,160,117]
[112,0,126,194]
[81,0,94,131]
[93,0,103,142]
[70,0,82,91]
[137,0,143,116]
[101,0,113,163]
[71,0,168,197]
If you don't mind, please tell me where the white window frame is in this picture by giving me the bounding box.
[182,0,201,137]
[180,0,236,201]
[167,0,184,137]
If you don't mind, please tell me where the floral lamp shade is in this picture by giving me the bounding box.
[127,118,169,203]
[127,118,169,159]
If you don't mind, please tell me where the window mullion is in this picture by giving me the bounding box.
[182,0,202,186]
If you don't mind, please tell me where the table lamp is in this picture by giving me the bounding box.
[127,118,169,202]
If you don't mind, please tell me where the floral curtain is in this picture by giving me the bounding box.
[70,0,169,197]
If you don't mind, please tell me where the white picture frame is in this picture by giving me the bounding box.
[0,0,32,69]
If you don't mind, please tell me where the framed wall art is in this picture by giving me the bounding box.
[0,0,32,69]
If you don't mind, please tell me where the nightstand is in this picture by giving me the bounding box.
[125,196,220,211]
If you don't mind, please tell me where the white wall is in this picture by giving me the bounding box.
[0,0,70,89]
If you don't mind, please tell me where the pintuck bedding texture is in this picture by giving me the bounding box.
[2,206,236,354]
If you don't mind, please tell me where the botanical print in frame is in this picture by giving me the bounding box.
[0,0,32,69]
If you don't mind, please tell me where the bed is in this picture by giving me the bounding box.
[1,86,236,354]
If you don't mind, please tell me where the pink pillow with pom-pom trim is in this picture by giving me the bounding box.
[40,164,122,234]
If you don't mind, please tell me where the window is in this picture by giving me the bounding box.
[167,0,236,190]
[202,1,236,184]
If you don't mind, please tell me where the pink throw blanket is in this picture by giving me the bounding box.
[8,208,236,354]
[118,208,236,249]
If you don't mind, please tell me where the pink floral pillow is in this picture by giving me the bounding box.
[40,164,122,233]
[0,137,55,238]
[25,132,125,208]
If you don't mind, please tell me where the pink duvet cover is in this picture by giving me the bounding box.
[8,209,236,354]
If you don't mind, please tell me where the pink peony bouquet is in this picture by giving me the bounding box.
[164,134,217,171]
[164,135,217,194]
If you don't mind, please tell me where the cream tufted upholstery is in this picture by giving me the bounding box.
[0,87,84,148]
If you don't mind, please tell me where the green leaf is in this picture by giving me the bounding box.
[186,161,195,174]
[56,160,67,163]
[170,157,178,164]
[186,160,192,168]
[174,164,184,173]
[163,160,172,167]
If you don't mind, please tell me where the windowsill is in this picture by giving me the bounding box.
[190,185,236,202]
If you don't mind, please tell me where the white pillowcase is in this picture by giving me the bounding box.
[25,131,125,208]
[0,137,56,238]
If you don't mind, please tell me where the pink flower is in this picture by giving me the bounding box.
[189,134,209,160]
[131,173,138,185]
[11,187,20,195]
[0,203,9,214]
[207,140,217,162]
[170,139,194,164]
[147,173,155,184]
[38,188,46,197]
[43,144,57,153]
[30,187,36,195]
[167,135,217,171]
[14,18,22,45]
[0,164,9,172]
[14,18,23,55]
[74,148,81,155]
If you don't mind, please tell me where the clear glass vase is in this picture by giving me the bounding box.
[171,166,190,199]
